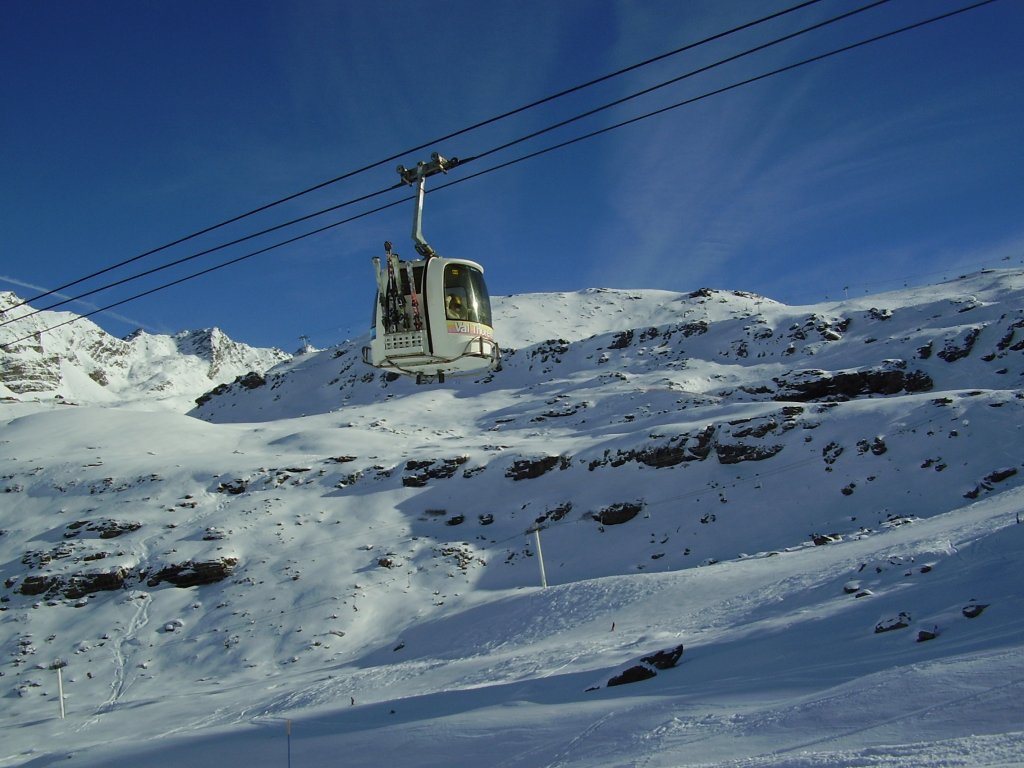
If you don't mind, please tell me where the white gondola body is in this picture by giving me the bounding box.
[363,255,499,379]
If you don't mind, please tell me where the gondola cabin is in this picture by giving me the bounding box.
[362,152,500,383]
[362,250,498,382]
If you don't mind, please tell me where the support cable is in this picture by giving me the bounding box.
[0,182,402,327]
[467,0,893,166]
[3,0,828,315]
[0,0,999,350]
[435,0,1001,195]
[0,0,890,330]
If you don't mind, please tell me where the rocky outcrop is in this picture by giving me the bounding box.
[402,457,470,487]
[146,558,238,588]
[16,568,128,600]
[64,519,141,539]
[774,363,933,401]
[588,427,715,471]
[63,569,128,599]
[592,502,643,526]
[12,556,237,601]
[937,327,982,362]
[715,443,783,464]
[0,356,62,394]
[195,371,268,407]
[588,644,685,690]
[964,467,1018,499]
[591,415,796,470]
[506,456,568,480]
[875,612,912,633]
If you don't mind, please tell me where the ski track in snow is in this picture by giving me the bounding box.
[101,591,151,714]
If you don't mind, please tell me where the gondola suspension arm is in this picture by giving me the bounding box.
[397,152,464,258]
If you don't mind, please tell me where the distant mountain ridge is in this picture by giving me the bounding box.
[0,291,289,408]
[191,269,1024,422]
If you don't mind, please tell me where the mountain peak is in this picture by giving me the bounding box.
[1,301,289,408]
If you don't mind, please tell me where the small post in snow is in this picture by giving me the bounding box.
[49,658,67,720]
[286,719,292,768]
[531,526,548,589]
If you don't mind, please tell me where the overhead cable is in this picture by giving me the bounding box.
[1,0,890,330]
[0,0,999,350]
[438,0,1001,191]
[0,182,401,327]
[4,0,829,315]
[468,0,894,165]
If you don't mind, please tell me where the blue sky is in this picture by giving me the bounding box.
[2,0,1022,351]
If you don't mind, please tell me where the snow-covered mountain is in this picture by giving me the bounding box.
[2,270,1023,767]
[0,291,290,409]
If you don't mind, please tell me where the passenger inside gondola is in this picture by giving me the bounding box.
[446,293,467,320]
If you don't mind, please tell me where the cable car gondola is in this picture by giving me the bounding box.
[362,153,499,383]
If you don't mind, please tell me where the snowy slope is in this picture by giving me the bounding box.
[191,270,1023,421]
[1,270,1023,767]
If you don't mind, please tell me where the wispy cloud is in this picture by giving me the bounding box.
[583,46,1018,304]
[0,275,156,332]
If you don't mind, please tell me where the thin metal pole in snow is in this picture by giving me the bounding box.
[57,667,65,720]
[286,719,292,768]
[49,659,67,720]
[533,528,548,589]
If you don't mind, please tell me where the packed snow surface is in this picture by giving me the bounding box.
[2,270,1023,767]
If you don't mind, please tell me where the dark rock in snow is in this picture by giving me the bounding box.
[589,427,715,470]
[533,502,573,524]
[607,665,657,686]
[641,644,685,670]
[146,558,238,588]
[594,644,685,689]
[18,575,59,596]
[402,456,469,486]
[15,568,128,600]
[875,612,912,633]
[985,467,1018,484]
[236,371,268,390]
[64,519,142,539]
[773,364,933,401]
[63,568,127,599]
[964,467,1018,499]
[216,479,248,495]
[506,456,563,481]
[962,602,990,619]
[937,328,982,362]
[593,502,643,526]
[609,330,634,350]
[715,443,783,464]
[195,371,268,407]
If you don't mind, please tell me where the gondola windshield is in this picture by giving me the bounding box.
[444,264,491,326]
